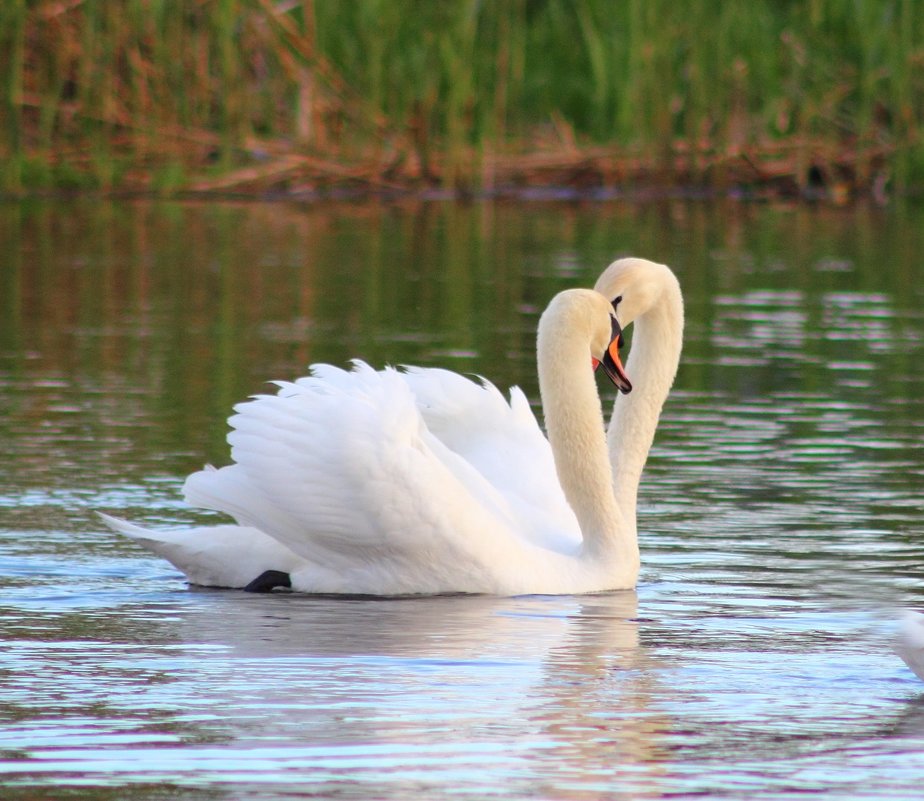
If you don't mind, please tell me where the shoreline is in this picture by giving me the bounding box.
[1,140,899,205]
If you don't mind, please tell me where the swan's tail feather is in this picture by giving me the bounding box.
[97,511,149,538]
[97,512,305,589]
[98,512,204,570]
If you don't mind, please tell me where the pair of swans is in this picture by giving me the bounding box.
[102,257,684,596]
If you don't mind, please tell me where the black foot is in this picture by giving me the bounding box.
[244,570,292,593]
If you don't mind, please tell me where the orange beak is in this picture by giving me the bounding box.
[594,316,632,394]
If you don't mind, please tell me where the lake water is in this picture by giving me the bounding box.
[1,198,924,799]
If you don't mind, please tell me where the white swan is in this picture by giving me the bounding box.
[897,610,924,681]
[101,257,683,595]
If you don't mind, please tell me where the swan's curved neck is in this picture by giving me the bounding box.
[605,271,683,521]
[536,264,683,582]
[537,293,631,561]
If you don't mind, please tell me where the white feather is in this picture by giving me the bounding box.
[897,609,924,681]
[97,512,304,588]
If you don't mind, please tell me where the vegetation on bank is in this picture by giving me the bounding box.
[2,0,923,198]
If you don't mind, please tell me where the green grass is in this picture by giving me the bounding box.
[3,0,924,193]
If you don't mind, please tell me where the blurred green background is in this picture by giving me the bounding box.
[2,0,923,195]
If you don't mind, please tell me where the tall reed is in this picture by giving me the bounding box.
[2,0,923,193]
[0,0,26,191]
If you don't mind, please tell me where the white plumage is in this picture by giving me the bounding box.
[897,609,924,681]
[102,258,684,596]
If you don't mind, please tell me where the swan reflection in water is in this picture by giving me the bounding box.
[148,588,669,798]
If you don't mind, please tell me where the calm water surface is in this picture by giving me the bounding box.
[1,199,924,799]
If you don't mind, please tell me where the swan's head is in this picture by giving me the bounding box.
[538,288,632,394]
[592,257,681,327]
[593,309,632,394]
